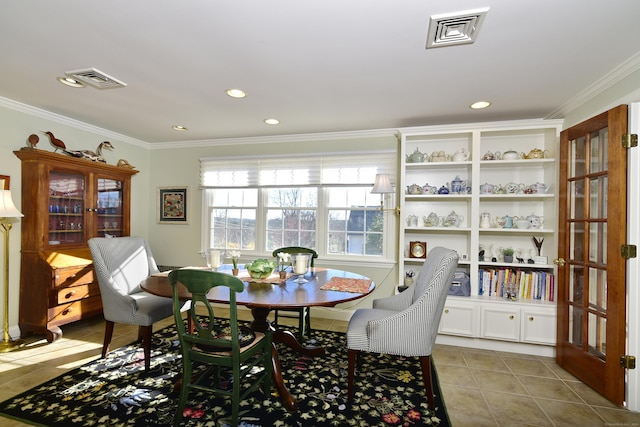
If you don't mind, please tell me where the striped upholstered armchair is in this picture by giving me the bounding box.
[89,236,176,371]
[346,246,459,409]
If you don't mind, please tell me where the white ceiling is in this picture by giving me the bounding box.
[2,0,640,144]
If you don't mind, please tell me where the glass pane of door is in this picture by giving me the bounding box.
[97,178,124,237]
[48,171,85,246]
[566,128,609,360]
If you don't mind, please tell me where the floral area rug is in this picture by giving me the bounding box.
[0,322,450,427]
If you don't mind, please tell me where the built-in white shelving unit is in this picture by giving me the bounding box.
[398,119,563,355]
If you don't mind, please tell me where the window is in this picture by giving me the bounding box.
[327,186,383,256]
[266,187,317,250]
[200,152,395,260]
[209,188,257,251]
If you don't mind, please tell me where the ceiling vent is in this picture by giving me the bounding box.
[64,68,127,89]
[426,8,489,49]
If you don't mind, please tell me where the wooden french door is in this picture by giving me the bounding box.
[556,104,628,405]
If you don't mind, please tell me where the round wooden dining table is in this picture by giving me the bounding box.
[140,265,375,413]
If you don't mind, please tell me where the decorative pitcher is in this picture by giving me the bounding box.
[450,175,467,193]
[479,212,493,228]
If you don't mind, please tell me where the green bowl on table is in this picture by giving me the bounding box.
[245,259,276,279]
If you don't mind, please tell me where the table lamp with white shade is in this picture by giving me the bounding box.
[0,177,24,353]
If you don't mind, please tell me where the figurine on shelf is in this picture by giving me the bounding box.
[27,134,39,148]
[532,236,544,256]
[43,131,66,153]
[63,141,114,163]
[117,159,136,169]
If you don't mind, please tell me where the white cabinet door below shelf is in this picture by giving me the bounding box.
[481,306,520,342]
[439,300,477,337]
[521,307,556,345]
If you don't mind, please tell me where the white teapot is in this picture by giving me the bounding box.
[527,214,544,229]
[451,148,470,162]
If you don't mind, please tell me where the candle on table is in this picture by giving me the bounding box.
[294,255,307,274]
[210,249,221,268]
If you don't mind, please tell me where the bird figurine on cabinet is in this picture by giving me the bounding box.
[42,131,66,152]
[63,141,114,163]
[117,159,136,169]
[27,134,39,148]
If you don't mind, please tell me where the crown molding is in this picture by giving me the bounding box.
[546,51,640,119]
[0,96,148,148]
[149,128,399,150]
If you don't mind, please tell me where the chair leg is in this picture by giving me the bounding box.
[419,355,435,410]
[140,325,153,371]
[347,349,358,402]
[102,320,114,358]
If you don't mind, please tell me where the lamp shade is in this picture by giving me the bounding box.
[0,189,24,218]
[371,173,394,194]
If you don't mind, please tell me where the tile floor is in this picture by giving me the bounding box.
[1,311,640,427]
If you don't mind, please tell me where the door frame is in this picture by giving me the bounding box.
[627,102,640,411]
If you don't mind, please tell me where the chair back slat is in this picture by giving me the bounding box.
[169,269,245,353]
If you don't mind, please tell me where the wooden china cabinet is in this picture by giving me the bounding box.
[14,148,138,342]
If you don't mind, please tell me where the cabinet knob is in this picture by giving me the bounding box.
[529,316,534,321]
[65,290,76,299]
[554,258,566,266]
[444,309,449,314]
[509,315,515,320]
[62,307,73,315]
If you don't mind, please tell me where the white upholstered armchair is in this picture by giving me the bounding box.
[89,236,175,371]
[346,246,459,409]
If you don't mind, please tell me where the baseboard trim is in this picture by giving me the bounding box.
[435,334,556,357]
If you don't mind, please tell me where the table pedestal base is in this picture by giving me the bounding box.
[250,307,324,412]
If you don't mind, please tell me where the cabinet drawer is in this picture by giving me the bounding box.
[55,282,100,304]
[54,266,95,287]
[48,295,103,324]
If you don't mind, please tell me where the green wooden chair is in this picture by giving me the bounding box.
[169,269,272,427]
[271,246,318,340]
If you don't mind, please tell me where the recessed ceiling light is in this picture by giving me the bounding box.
[470,101,491,109]
[264,118,280,125]
[172,125,188,131]
[226,89,246,98]
[57,76,85,88]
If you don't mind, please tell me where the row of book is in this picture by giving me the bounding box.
[479,268,555,301]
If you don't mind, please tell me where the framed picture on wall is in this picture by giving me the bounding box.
[157,186,188,224]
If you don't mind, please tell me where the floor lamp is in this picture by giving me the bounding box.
[0,177,24,353]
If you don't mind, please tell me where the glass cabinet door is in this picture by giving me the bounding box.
[48,171,86,246]
[97,177,124,238]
